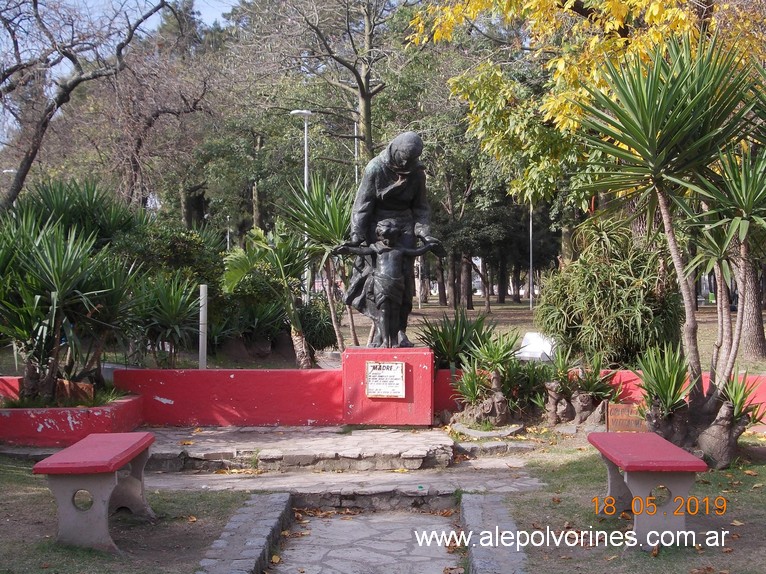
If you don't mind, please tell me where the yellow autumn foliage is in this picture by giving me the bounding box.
[411,0,766,131]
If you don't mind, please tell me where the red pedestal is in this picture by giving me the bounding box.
[342,347,434,425]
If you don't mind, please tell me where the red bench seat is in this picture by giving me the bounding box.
[33,432,155,553]
[588,432,708,550]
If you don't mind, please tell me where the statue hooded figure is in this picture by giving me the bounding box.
[343,131,440,347]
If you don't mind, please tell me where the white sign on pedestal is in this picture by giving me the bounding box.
[365,361,405,398]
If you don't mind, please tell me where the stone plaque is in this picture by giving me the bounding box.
[365,361,405,398]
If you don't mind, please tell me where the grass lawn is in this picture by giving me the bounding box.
[509,430,766,574]
[0,456,249,574]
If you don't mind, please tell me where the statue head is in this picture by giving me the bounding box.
[386,132,423,173]
[375,218,402,244]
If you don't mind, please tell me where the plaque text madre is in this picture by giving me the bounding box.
[365,361,405,398]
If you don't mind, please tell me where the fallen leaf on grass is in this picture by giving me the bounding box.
[730,520,744,527]
[744,470,758,476]
[180,440,194,445]
[753,483,763,490]
[619,511,632,520]
[722,547,734,553]
[443,567,464,574]
[393,468,409,473]
[271,555,281,564]
[187,515,197,523]
[551,497,561,504]
[689,567,714,574]
[605,556,618,561]
[651,545,660,557]
[731,533,740,540]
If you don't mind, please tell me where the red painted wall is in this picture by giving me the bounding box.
[114,369,345,426]
[0,395,144,447]
[434,369,459,413]
[610,371,766,408]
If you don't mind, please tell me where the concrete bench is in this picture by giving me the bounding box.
[33,432,156,552]
[588,432,708,550]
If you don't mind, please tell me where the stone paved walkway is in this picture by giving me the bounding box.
[268,511,460,574]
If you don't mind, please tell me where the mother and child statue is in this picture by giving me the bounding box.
[333,131,446,348]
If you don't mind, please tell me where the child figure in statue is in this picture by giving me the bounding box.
[334,218,438,348]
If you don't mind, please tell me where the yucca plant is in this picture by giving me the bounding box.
[723,371,765,425]
[137,271,199,368]
[578,31,755,417]
[451,358,491,406]
[634,344,690,418]
[279,175,353,349]
[576,353,616,403]
[465,330,520,392]
[417,308,494,372]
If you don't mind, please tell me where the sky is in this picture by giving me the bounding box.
[194,0,237,25]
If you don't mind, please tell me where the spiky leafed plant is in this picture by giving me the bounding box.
[578,32,756,420]
[224,224,312,368]
[417,308,494,373]
[682,147,766,383]
[136,271,199,369]
[278,175,353,349]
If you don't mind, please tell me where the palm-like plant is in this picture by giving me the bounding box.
[278,175,353,349]
[682,147,766,380]
[136,271,199,368]
[579,32,756,413]
[224,225,313,368]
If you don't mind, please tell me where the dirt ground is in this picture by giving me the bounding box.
[0,460,248,574]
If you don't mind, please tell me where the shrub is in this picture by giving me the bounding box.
[297,293,339,352]
[535,218,682,364]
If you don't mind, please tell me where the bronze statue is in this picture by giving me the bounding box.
[338,131,443,348]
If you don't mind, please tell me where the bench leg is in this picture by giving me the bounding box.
[598,454,633,514]
[110,447,156,520]
[624,471,697,551]
[47,473,120,553]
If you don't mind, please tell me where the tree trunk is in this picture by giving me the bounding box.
[511,266,522,304]
[447,253,457,309]
[290,327,313,369]
[323,259,345,352]
[737,257,766,360]
[655,187,703,411]
[435,257,447,306]
[418,255,429,304]
[461,253,473,310]
[497,257,507,304]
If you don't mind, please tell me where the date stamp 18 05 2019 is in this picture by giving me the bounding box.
[593,495,728,517]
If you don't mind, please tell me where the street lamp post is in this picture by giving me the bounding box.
[290,109,313,300]
[290,109,312,196]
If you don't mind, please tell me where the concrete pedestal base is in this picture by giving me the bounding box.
[342,347,434,425]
